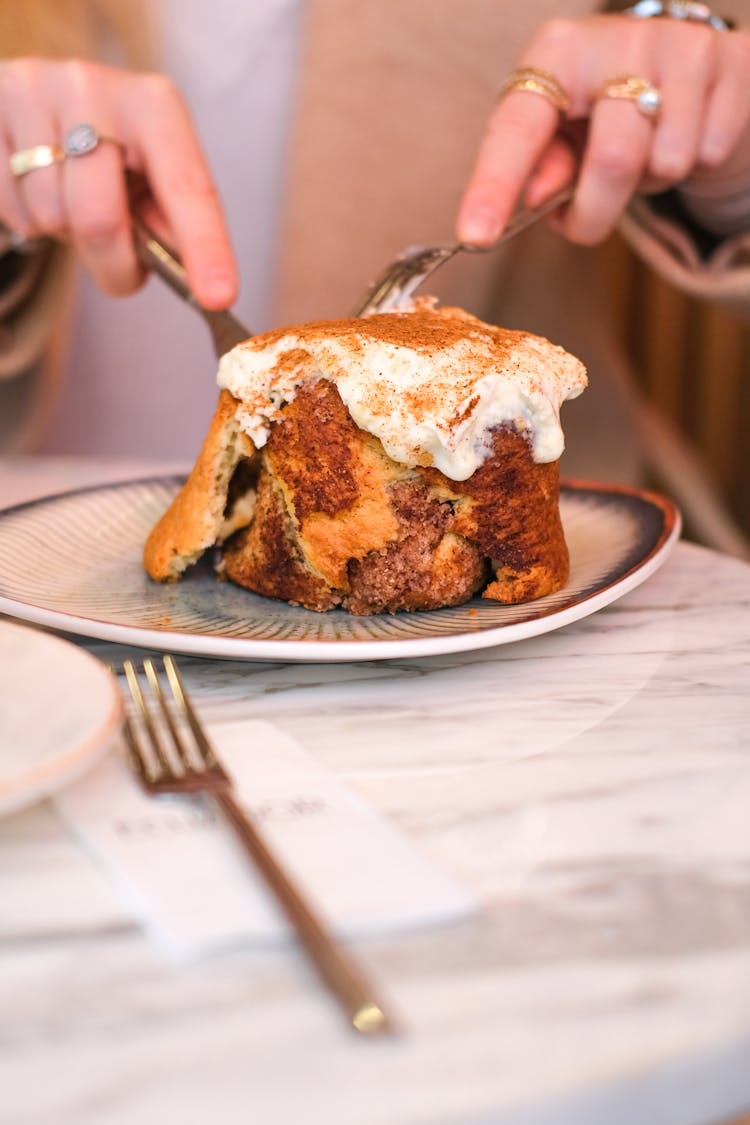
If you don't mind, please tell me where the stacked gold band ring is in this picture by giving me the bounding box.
[594,75,663,119]
[498,67,570,115]
[9,123,124,179]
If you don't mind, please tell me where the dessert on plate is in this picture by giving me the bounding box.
[144,300,587,614]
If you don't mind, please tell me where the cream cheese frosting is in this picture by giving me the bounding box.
[217,301,587,481]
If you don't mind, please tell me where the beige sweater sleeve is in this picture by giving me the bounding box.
[0,232,76,452]
[618,197,750,322]
[613,0,750,319]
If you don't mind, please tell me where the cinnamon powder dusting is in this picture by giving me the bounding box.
[218,301,588,477]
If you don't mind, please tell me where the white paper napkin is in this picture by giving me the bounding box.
[54,720,476,961]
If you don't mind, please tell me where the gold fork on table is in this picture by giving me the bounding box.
[119,654,396,1037]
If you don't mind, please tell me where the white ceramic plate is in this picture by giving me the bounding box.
[0,477,680,662]
[0,620,122,815]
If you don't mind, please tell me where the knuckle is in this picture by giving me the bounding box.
[530,18,578,54]
[0,56,45,97]
[601,17,644,57]
[58,57,108,100]
[683,23,717,65]
[137,70,183,107]
[658,23,717,74]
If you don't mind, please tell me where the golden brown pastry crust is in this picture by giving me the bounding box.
[144,304,578,613]
[143,389,255,581]
[430,428,569,604]
[216,379,567,613]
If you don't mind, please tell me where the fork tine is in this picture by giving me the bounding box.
[122,659,172,782]
[121,709,151,783]
[108,662,143,777]
[353,184,576,317]
[143,657,194,774]
[352,244,459,317]
[163,655,221,772]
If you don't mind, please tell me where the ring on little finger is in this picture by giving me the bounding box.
[9,123,125,179]
[594,76,663,120]
[498,67,571,116]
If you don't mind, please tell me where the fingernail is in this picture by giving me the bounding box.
[201,268,237,308]
[457,209,503,247]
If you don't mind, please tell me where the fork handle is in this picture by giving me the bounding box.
[129,211,251,358]
[214,788,397,1036]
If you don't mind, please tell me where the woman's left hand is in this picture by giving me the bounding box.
[456,13,750,246]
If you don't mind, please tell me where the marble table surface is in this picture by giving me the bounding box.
[2,457,750,1125]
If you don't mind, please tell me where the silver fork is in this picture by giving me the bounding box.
[120,654,396,1037]
[352,185,574,317]
[130,213,250,358]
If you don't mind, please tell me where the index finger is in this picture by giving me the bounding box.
[117,73,238,309]
[456,73,567,245]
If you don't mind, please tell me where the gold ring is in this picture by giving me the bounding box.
[498,67,570,115]
[9,145,61,177]
[594,75,663,119]
[9,123,124,179]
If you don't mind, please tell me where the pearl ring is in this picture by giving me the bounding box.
[595,75,663,120]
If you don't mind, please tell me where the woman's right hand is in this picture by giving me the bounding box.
[457,14,750,249]
[0,57,237,308]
